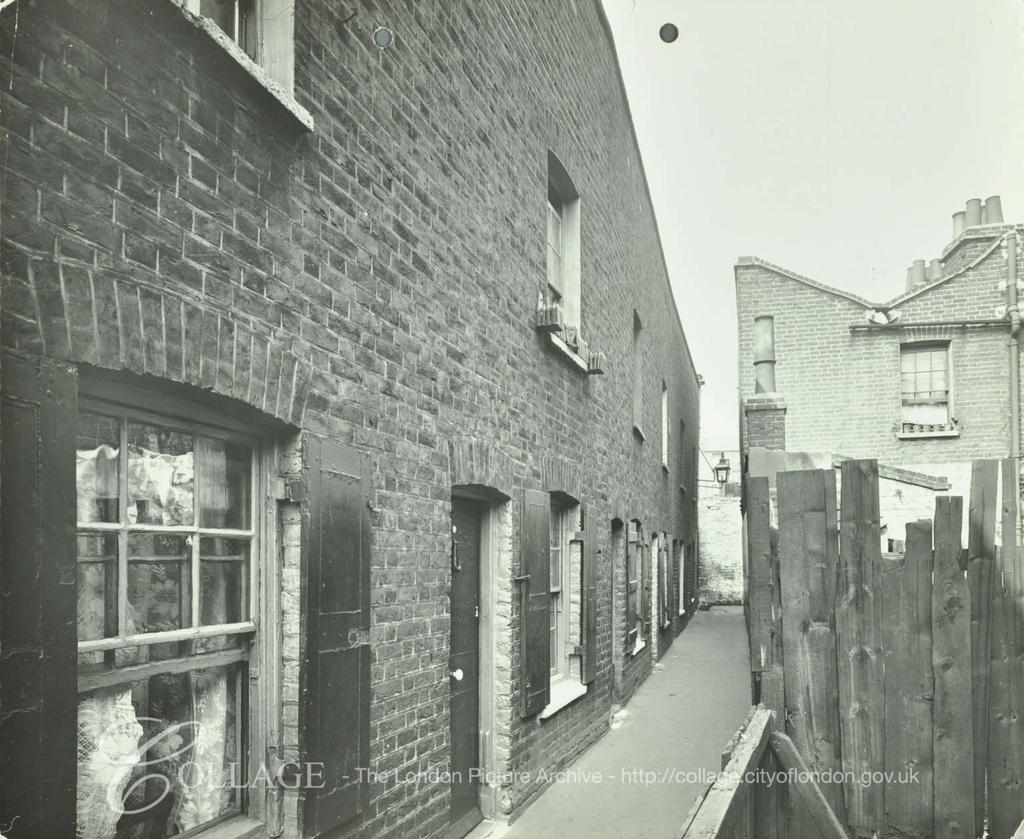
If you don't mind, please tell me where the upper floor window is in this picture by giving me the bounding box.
[545,152,581,334]
[900,343,954,434]
[661,383,669,469]
[180,0,308,124]
[632,312,644,438]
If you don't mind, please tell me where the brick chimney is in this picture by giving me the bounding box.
[942,194,1009,276]
[742,315,787,453]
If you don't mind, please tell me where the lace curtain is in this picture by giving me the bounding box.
[76,444,233,838]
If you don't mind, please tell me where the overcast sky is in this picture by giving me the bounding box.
[602,0,1024,453]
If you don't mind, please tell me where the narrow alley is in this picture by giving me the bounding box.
[473,607,751,839]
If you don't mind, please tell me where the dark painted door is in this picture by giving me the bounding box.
[449,497,482,835]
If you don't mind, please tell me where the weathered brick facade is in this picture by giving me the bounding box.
[0,1,700,837]
[736,218,1023,494]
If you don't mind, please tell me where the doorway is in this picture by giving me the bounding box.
[449,496,484,837]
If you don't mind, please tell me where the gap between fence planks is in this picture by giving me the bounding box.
[777,468,846,826]
[968,459,999,838]
[836,459,884,836]
[932,495,974,839]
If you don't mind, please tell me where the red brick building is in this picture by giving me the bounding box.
[736,197,1021,532]
[0,1,701,838]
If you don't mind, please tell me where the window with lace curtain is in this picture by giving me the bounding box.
[75,395,260,838]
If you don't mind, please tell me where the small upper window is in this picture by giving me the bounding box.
[661,383,669,469]
[194,0,257,59]
[900,343,952,433]
[544,152,581,333]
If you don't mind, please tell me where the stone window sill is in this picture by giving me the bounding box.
[629,637,647,657]
[633,424,646,442]
[195,816,264,839]
[168,0,315,132]
[897,429,960,440]
[539,678,588,720]
[548,333,589,373]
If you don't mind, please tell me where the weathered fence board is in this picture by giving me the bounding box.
[882,520,934,837]
[932,495,974,839]
[989,459,1024,839]
[969,459,999,837]
[747,477,774,677]
[777,469,845,824]
[770,731,849,839]
[683,708,774,839]
[836,459,885,836]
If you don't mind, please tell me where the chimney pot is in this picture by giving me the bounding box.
[984,195,1004,224]
[953,210,966,238]
[966,198,983,227]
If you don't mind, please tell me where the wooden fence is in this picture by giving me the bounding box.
[745,457,1023,839]
[678,706,846,839]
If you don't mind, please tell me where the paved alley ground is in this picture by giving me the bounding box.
[473,606,751,839]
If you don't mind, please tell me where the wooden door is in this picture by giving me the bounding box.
[449,497,483,836]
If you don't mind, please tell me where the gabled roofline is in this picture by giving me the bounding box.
[734,256,874,308]
[737,222,1020,312]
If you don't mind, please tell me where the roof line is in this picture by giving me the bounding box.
[592,0,700,388]
[734,256,875,308]
[882,232,1008,307]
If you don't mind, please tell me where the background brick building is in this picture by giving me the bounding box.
[0,1,700,838]
[736,198,1022,539]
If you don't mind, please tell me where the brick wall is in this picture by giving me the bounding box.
[0,0,701,835]
[698,487,743,604]
[735,230,1023,469]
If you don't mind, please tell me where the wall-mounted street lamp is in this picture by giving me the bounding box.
[714,453,731,489]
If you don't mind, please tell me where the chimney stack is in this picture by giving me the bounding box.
[927,259,942,282]
[905,259,927,291]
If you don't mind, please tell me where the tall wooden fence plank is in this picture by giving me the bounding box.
[836,459,885,836]
[989,458,1024,839]
[747,477,775,676]
[777,468,845,825]
[932,496,974,839]
[969,459,999,837]
[882,520,934,837]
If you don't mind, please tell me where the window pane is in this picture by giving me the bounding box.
[128,533,192,633]
[77,413,120,524]
[238,0,256,59]
[900,351,915,373]
[200,537,249,626]
[128,424,195,526]
[199,0,234,35]
[198,438,252,529]
[78,534,118,642]
[76,663,242,838]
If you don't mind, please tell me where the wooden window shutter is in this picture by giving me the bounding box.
[581,505,597,684]
[301,436,371,836]
[0,351,78,838]
[642,541,652,635]
[519,488,550,717]
[625,535,638,651]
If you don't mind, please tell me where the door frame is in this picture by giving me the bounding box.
[450,487,504,824]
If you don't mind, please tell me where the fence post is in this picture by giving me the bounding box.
[968,459,999,838]
[882,519,934,837]
[932,496,973,839]
[836,459,884,837]
[777,468,845,826]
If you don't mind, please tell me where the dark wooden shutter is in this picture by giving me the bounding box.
[0,351,77,838]
[642,540,652,636]
[301,436,371,836]
[625,533,638,651]
[581,505,597,684]
[519,488,550,717]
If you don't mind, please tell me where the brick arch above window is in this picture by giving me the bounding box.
[541,454,583,501]
[447,436,522,495]
[6,272,311,427]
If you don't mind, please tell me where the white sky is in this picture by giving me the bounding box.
[602,0,1024,453]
